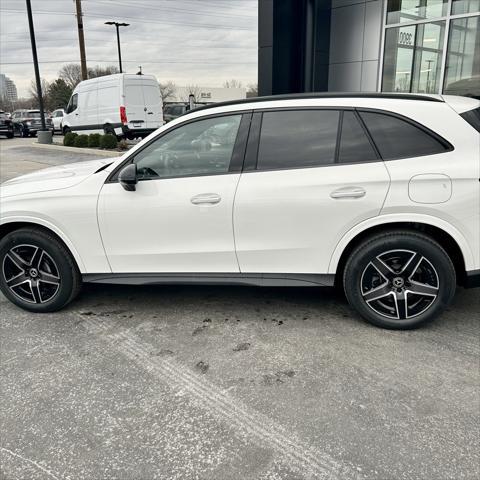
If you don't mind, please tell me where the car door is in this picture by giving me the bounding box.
[233,108,391,274]
[98,112,250,273]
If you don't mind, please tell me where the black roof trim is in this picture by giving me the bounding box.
[191,92,443,114]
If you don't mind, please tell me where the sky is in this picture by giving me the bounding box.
[0,0,258,97]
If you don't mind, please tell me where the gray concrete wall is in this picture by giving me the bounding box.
[328,0,384,92]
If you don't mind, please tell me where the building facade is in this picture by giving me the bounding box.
[259,0,479,98]
[0,74,18,102]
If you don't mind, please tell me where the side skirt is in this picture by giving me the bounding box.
[82,273,335,288]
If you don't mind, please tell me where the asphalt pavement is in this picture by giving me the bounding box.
[0,137,479,479]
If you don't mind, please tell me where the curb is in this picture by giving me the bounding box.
[30,142,122,158]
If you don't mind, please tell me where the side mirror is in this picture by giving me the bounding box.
[118,163,137,191]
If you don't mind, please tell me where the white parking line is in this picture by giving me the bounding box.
[81,315,362,480]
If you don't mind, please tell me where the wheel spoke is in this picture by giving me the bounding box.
[363,284,392,303]
[394,291,408,319]
[7,275,29,289]
[408,281,438,297]
[401,252,423,278]
[30,247,43,269]
[39,271,60,285]
[370,257,395,281]
[6,251,28,270]
[30,281,42,303]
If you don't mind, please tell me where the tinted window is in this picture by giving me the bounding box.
[359,111,448,160]
[67,94,78,113]
[461,107,480,133]
[28,111,41,118]
[338,111,378,163]
[134,114,241,179]
[257,110,339,170]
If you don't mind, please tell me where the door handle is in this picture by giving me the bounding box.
[191,193,221,205]
[330,187,366,199]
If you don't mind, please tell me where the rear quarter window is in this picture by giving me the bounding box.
[359,111,451,160]
[460,107,480,133]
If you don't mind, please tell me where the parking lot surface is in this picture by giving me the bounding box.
[1,137,479,479]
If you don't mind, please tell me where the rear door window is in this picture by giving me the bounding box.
[338,111,378,164]
[359,111,450,160]
[256,110,339,170]
[460,107,480,133]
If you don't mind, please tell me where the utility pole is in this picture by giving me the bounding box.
[75,0,88,80]
[26,0,45,131]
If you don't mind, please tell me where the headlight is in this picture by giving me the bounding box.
[25,121,32,126]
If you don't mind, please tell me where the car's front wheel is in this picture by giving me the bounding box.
[0,228,82,312]
[343,231,456,329]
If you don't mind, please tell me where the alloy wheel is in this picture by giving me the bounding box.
[2,244,61,304]
[360,249,439,320]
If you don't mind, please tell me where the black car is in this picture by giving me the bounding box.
[11,109,53,137]
[0,111,14,138]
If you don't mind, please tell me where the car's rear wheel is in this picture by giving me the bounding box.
[0,228,82,312]
[343,231,456,329]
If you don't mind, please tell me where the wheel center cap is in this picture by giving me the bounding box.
[393,277,404,288]
[29,268,39,278]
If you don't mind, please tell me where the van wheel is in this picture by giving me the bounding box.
[63,126,71,135]
[0,228,82,313]
[103,125,116,136]
[343,231,456,329]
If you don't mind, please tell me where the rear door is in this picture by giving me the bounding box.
[142,80,163,129]
[233,108,391,274]
[124,78,148,130]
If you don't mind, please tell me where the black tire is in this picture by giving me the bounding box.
[6,131,14,139]
[63,126,71,135]
[21,126,29,138]
[0,228,82,313]
[30,132,37,137]
[343,230,456,329]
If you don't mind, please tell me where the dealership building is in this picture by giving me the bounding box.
[258,0,479,98]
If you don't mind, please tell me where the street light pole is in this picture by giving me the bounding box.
[25,0,46,131]
[105,22,130,73]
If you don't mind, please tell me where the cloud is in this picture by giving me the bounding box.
[0,0,258,97]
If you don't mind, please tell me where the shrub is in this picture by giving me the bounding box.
[88,133,102,148]
[100,133,118,150]
[118,139,129,150]
[74,134,89,148]
[63,132,78,147]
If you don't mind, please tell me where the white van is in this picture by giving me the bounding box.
[63,74,164,139]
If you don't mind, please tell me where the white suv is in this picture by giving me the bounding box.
[0,93,479,329]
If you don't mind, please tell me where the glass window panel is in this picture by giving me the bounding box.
[451,0,480,15]
[444,16,480,98]
[387,0,448,25]
[360,111,448,160]
[382,22,445,93]
[134,114,242,179]
[338,112,378,164]
[257,110,339,170]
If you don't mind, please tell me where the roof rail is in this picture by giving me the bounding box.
[191,92,443,114]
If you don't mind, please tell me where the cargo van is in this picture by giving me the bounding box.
[63,74,164,139]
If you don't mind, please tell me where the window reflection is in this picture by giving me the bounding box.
[444,16,480,98]
[387,0,448,25]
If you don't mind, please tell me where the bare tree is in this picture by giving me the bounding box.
[59,63,119,89]
[181,84,202,103]
[223,79,243,89]
[59,64,83,90]
[159,81,176,103]
[246,83,258,97]
[29,78,51,110]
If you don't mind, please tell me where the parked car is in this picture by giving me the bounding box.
[51,109,65,134]
[62,73,164,139]
[0,93,479,329]
[11,109,53,137]
[0,110,14,138]
[163,103,187,123]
